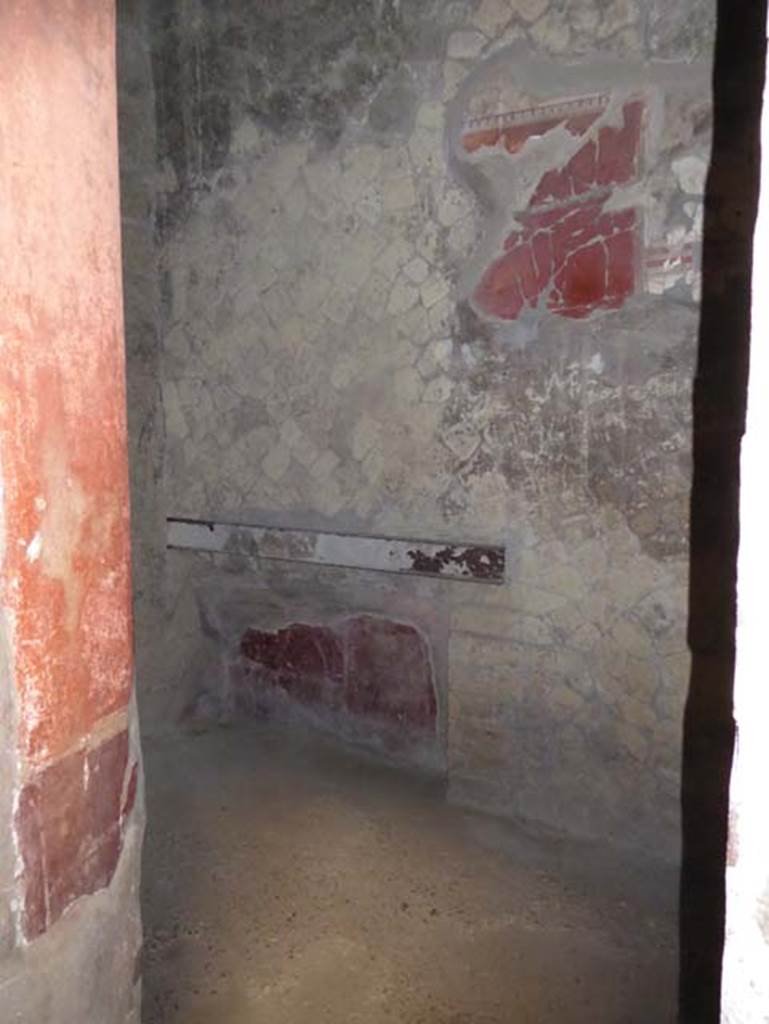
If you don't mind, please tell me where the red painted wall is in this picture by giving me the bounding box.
[0,0,136,939]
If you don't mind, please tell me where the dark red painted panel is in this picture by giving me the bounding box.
[241,623,345,707]
[85,729,130,840]
[344,616,436,729]
[476,200,637,321]
[15,730,129,940]
[239,617,437,740]
[15,786,46,941]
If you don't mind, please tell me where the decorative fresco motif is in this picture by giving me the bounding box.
[462,93,642,320]
[460,83,701,321]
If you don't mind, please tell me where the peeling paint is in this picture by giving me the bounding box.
[406,544,504,580]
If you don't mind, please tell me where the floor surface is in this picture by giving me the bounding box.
[142,723,678,1023]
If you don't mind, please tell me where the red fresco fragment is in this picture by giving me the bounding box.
[552,240,608,315]
[462,100,604,156]
[565,111,602,135]
[15,730,130,941]
[463,127,502,153]
[14,786,47,941]
[606,230,637,304]
[344,616,437,729]
[472,98,644,321]
[529,100,643,207]
[476,201,637,321]
[241,623,344,707]
[503,117,562,154]
[240,616,437,736]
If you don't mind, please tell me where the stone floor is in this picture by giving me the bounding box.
[141,723,678,1024]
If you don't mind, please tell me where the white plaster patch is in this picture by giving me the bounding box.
[513,0,550,23]
[25,533,42,564]
[387,279,420,316]
[442,421,481,462]
[351,415,380,461]
[231,119,265,157]
[421,276,451,310]
[472,0,513,36]
[311,449,341,480]
[443,59,471,101]
[382,175,417,212]
[570,1,601,35]
[672,154,708,196]
[393,367,424,403]
[261,445,291,483]
[530,11,571,52]
[436,187,472,229]
[597,0,638,40]
[422,375,453,404]
[416,102,444,132]
[447,30,487,60]
[404,257,430,285]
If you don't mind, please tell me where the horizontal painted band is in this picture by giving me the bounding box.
[167,517,505,584]
[463,93,609,133]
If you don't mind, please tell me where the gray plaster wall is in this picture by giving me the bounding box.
[119,0,717,856]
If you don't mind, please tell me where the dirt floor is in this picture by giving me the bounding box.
[141,723,678,1024]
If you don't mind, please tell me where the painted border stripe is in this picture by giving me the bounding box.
[463,93,609,133]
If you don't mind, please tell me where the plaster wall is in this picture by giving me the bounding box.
[122,0,717,855]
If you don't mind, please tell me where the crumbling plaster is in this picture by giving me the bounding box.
[121,0,717,854]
